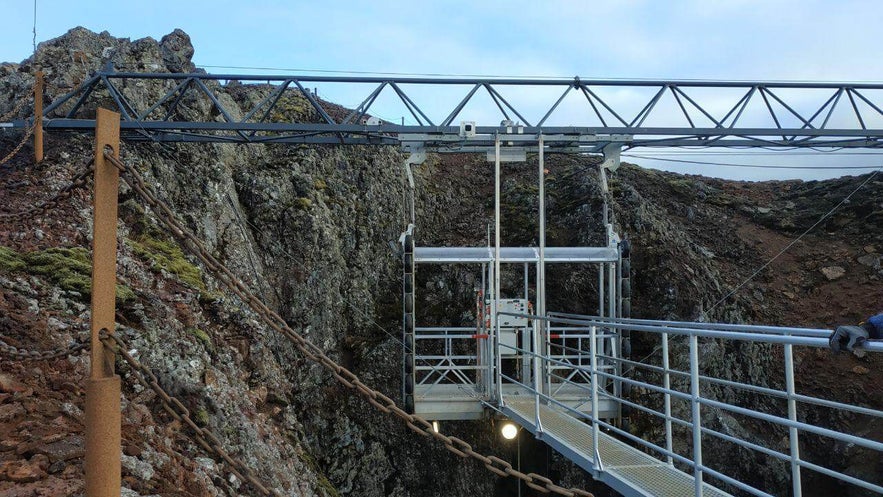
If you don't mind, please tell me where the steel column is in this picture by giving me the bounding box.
[598,266,604,318]
[535,133,546,429]
[494,134,502,406]
[85,108,121,497]
[34,71,43,163]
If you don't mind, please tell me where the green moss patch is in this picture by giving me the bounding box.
[26,247,92,294]
[0,246,26,272]
[10,246,135,302]
[187,327,212,349]
[269,93,313,122]
[129,235,206,291]
[194,408,210,427]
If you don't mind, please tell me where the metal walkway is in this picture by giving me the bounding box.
[503,398,732,497]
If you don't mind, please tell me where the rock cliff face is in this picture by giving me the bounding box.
[1,27,882,497]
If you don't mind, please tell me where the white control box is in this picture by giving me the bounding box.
[486,298,529,356]
[496,299,529,328]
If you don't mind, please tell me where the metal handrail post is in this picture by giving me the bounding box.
[663,331,673,465]
[784,342,802,497]
[690,335,703,497]
[590,325,603,472]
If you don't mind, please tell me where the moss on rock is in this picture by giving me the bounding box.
[187,327,212,349]
[17,246,134,302]
[0,246,26,272]
[26,247,93,295]
[130,235,206,291]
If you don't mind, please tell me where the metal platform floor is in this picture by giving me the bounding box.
[414,383,618,421]
[503,398,733,497]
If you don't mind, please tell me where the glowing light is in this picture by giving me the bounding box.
[501,422,518,440]
[432,421,439,433]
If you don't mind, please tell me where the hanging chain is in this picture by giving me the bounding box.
[0,333,88,361]
[99,331,280,497]
[105,151,593,497]
[0,124,36,168]
[0,77,39,167]
[0,91,33,122]
[0,158,94,221]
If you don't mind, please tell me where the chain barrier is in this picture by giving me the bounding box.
[0,332,89,361]
[0,335,90,361]
[0,75,40,167]
[99,330,280,497]
[106,151,593,497]
[0,332,278,492]
[0,158,94,221]
[0,123,36,168]
[0,93,33,122]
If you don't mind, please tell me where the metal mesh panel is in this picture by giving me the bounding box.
[505,398,732,497]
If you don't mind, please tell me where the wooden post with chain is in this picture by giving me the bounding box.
[85,108,121,497]
[34,71,43,163]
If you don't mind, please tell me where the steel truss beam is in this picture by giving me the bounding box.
[11,70,883,150]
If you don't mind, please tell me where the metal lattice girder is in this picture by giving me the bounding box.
[13,70,883,150]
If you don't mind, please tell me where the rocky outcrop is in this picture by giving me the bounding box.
[0,28,499,497]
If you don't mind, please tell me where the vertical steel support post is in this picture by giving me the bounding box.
[590,325,602,471]
[522,263,531,385]
[535,133,546,430]
[34,71,44,163]
[494,134,503,406]
[85,108,121,497]
[608,262,617,410]
[784,342,802,497]
[689,335,703,497]
[662,332,674,465]
[608,263,615,324]
[598,266,604,318]
[482,263,490,397]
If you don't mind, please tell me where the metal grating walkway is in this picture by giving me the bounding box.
[503,398,733,497]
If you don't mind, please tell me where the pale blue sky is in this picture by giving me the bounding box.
[3,0,883,180]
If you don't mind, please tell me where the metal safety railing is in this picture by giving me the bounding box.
[414,325,620,398]
[497,311,883,497]
[414,327,488,392]
[545,328,618,398]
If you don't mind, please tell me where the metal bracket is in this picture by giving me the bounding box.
[403,150,425,189]
[601,143,621,172]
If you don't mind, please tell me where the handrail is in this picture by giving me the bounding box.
[594,352,883,419]
[495,321,883,496]
[499,312,883,351]
[547,312,834,338]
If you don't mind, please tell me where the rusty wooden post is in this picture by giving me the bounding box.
[34,71,43,163]
[85,108,121,497]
